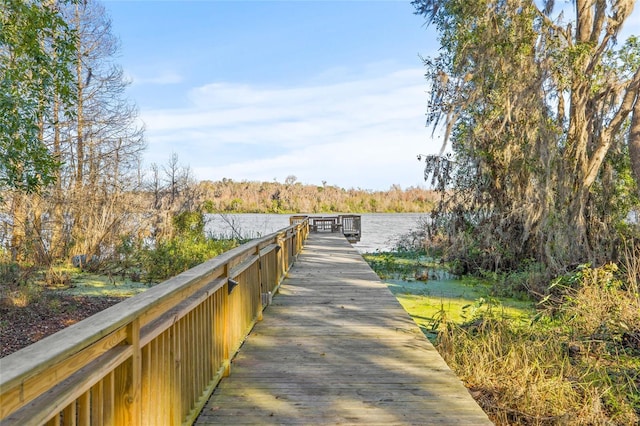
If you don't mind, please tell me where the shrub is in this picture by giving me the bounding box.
[489,260,549,300]
[0,261,43,307]
[141,211,239,282]
[44,267,71,287]
[141,237,238,282]
[363,251,432,281]
[437,262,640,425]
[0,262,22,286]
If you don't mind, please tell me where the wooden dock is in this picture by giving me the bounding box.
[290,215,362,242]
[195,233,492,425]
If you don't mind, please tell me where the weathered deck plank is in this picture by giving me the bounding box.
[195,233,492,425]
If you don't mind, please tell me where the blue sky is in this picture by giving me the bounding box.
[102,1,639,191]
[102,0,439,190]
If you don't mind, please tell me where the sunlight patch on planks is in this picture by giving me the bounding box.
[195,233,492,425]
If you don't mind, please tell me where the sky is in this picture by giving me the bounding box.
[102,0,439,191]
[102,1,640,191]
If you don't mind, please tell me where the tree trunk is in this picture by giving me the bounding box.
[10,194,25,262]
[630,97,640,198]
[563,77,592,261]
[71,3,86,256]
[50,94,67,260]
[75,4,84,190]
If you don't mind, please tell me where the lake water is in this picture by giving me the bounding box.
[204,213,430,253]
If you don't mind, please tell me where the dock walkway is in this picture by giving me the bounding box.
[195,233,492,425]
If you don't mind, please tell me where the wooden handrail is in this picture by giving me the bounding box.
[0,219,309,425]
[291,215,361,242]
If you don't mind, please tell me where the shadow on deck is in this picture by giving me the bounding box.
[195,233,492,425]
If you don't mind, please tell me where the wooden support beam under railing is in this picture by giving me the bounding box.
[0,219,309,426]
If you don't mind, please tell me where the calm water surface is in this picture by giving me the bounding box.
[204,213,429,253]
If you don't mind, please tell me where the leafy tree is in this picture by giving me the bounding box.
[0,0,76,193]
[1,0,146,263]
[631,69,640,195]
[414,0,640,274]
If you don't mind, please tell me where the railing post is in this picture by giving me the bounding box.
[0,222,312,426]
[223,265,231,378]
[170,322,181,425]
[115,319,141,425]
[297,225,303,254]
[276,236,283,285]
[256,245,264,322]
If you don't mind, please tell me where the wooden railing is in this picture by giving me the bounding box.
[0,220,309,426]
[290,215,361,242]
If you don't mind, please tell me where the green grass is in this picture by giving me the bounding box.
[363,251,535,340]
[365,252,640,425]
[61,272,149,298]
[386,276,534,340]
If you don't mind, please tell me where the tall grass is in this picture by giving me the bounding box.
[437,260,640,425]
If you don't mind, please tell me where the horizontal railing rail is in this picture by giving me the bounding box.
[0,219,309,426]
[291,214,360,242]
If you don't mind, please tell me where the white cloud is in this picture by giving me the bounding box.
[141,67,441,190]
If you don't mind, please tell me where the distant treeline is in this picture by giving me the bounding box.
[197,178,436,214]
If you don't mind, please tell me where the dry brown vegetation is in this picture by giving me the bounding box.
[409,1,640,421]
[436,255,640,425]
[198,178,436,213]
